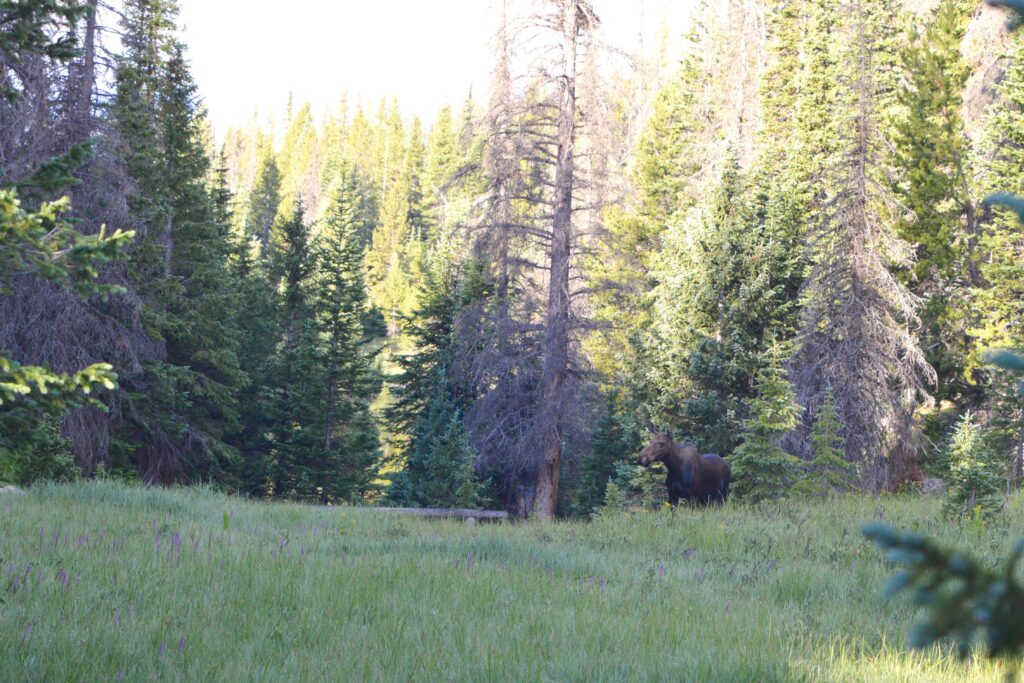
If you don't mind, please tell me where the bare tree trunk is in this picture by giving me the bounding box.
[67,0,97,139]
[1015,411,1023,490]
[534,0,580,521]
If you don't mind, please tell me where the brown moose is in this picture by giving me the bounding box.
[638,428,731,506]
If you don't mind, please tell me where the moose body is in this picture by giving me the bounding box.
[638,431,731,506]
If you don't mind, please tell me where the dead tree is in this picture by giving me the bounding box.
[790,0,934,490]
[457,0,607,519]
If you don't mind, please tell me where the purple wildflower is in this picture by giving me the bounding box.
[115,672,124,682]
[178,636,186,652]
[57,569,68,587]
[465,551,475,570]
[173,533,182,552]
[114,608,120,626]
[159,641,165,657]
[657,563,666,580]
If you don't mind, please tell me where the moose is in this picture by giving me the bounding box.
[638,427,731,506]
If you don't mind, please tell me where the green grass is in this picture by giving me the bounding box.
[0,481,1017,681]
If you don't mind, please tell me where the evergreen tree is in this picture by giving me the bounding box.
[244,149,282,254]
[159,44,246,481]
[975,33,1024,483]
[730,345,803,502]
[648,155,801,455]
[796,387,858,496]
[228,229,277,495]
[790,0,933,489]
[278,101,320,218]
[386,234,488,507]
[111,0,245,483]
[942,412,1003,521]
[264,200,321,498]
[891,0,979,403]
[311,166,382,500]
[571,397,632,516]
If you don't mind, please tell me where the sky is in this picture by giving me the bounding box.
[170,0,692,134]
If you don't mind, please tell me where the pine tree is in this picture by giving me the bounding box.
[159,44,246,481]
[796,387,858,496]
[730,345,803,502]
[311,166,382,501]
[572,397,631,516]
[647,154,800,455]
[890,0,978,403]
[227,228,277,495]
[278,101,320,219]
[386,233,488,507]
[975,33,1024,484]
[244,149,282,254]
[942,412,1003,521]
[264,200,321,498]
[790,0,933,489]
[111,0,245,484]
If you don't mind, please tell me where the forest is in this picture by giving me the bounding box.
[4,0,1024,527]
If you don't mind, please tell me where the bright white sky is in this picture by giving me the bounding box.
[171,0,693,134]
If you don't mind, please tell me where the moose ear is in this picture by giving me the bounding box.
[645,419,658,434]
[665,429,674,441]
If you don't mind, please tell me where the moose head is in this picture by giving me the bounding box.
[638,422,676,466]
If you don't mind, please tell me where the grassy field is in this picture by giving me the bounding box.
[0,481,1017,682]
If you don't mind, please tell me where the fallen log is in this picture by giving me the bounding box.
[369,507,508,522]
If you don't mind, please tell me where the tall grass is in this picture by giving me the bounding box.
[0,481,1016,681]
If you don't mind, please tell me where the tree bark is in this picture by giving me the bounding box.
[533,0,581,521]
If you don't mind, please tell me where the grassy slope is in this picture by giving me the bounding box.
[0,482,1016,682]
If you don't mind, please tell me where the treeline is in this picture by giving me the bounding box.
[3,0,1024,519]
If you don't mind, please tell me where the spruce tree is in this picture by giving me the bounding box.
[975,33,1024,483]
[790,0,933,489]
[111,0,245,483]
[386,235,487,507]
[264,200,321,498]
[159,44,246,481]
[244,150,282,254]
[891,0,978,403]
[730,345,803,502]
[311,166,382,501]
[942,412,1003,521]
[796,387,858,496]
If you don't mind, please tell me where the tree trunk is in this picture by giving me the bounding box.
[70,0,97,139]
[533,1,580,521]
[1015,411,1023,491]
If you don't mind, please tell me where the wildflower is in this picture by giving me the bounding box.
[178,636,186,653]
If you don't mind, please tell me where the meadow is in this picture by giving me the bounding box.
[0,481,1018,682]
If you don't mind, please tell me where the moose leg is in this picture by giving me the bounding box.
[667,487,680,507]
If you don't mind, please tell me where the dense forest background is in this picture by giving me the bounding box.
[4,0,1024,519]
